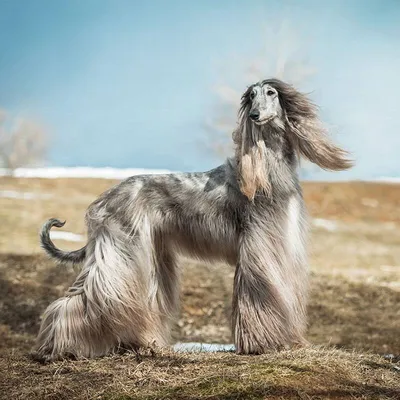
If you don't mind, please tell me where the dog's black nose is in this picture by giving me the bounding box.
[249,110,260,121]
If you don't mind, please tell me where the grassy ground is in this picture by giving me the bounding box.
[0,177,399,399]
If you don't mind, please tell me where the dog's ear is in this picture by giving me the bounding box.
[233,101,270,201]
[280,86,353,171]
[287,117,353,171]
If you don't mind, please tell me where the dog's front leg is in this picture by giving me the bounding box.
[232,216,307,354]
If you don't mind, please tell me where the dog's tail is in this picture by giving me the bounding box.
[40,218,87,265]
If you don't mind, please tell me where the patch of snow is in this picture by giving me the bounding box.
[312,218,338,232]
[383,222,397,230]
[0,167,173,180]
[361,198,379,208]
[49,231,85,242]
[378,281,400,290]
[173,342,235,353]
[0,190,52,200]
[2,167,400,183]
[380,265,400,272]
[375,177,400,183]
[1,168,400,183]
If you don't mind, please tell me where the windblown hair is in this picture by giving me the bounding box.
[33,78,352,362]
[234,79,352,200]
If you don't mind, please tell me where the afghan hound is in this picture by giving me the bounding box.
[33,78,352,362]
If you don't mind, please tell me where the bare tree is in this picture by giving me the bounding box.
[0,109,48,172]
[205,20,317,168]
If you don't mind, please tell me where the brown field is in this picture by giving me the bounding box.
[0,177,399,399]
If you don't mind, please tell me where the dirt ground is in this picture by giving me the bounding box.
[0,177,399,399]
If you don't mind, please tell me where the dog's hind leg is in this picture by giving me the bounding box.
[119,230,181,351]
[151,233,180,346]
[32,264,117,362]
[33,221,177,361]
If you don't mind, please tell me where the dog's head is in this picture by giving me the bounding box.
[244,82,283,126]
[234,78,353,200]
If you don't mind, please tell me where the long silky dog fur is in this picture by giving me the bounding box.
[33,78,352,361]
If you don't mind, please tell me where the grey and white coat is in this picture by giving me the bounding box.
[34,78,352,361]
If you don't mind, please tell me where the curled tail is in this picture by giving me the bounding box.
[40,218,86,265]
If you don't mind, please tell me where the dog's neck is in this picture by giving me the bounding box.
[259,123,287,156]
[258,122,296,166]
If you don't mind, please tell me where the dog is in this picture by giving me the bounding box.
[33,78,352,361]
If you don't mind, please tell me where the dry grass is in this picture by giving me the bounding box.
[0,177,399,399]
[2,347,399,400]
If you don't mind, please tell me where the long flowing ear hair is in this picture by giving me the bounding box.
[233,85,271,201]
[233,80,353,200]
[264,78,353,171]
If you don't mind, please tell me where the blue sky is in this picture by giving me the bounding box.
[1,0,399,179]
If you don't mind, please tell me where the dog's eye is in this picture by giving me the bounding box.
[267,90,275,96]
[250,90,256,100]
